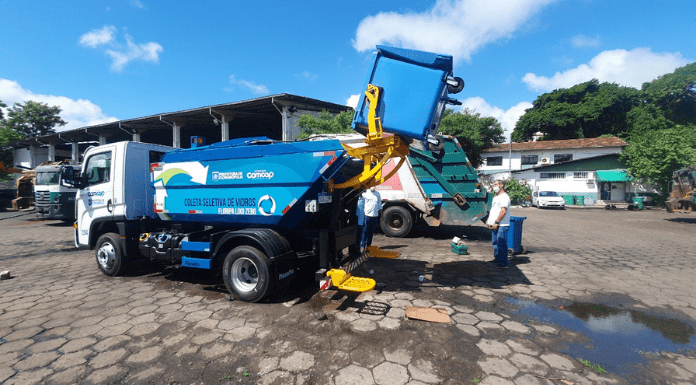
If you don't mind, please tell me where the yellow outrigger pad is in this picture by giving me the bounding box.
[326,269,376,292]
[366,246,400,259]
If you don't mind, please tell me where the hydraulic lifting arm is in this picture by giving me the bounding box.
[323,84,407,293]
[330,84,410,192]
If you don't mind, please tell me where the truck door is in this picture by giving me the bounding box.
[76,148,115,247]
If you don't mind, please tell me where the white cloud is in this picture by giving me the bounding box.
[79,26,163,72]
[0,79,118,131]
[353,0,556,62]
[571,34,600,48]
[460,97,532,141]
[78,26,116,48]
[130,0,146,9]
[105,37,163,72]
[346,94,361,108]
[228,75,270,95]
[297,71,319,81]
[523,48,690,92]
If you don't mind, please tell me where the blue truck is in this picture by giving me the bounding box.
[61,46,466,302]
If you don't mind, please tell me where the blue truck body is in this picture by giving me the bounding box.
[69,46,465,302]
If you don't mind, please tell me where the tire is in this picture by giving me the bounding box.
[508,248,515,256]
[222,245,274,302]
[95,232,128,276]
[380,206,413,238]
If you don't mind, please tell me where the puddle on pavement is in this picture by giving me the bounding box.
[507,298,696,376]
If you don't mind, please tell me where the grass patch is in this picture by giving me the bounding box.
[578,358,607,374]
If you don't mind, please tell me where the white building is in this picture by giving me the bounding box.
[478,137,658,205]
[478,137,627,175]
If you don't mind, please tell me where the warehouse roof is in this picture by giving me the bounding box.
[11,93,352,149]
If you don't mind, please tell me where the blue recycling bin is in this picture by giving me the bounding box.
[506,216,526,255]
[352,45,457,144]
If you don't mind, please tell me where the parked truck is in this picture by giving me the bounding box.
[61,45,466,302]
[377,135,489,237]
[34,161,81,221]
[317,134,489,237]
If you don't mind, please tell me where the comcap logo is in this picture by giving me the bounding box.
[247,170,274,179]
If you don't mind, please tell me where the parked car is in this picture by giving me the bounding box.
[532,191,565,209]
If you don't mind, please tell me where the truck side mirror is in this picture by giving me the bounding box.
[60,166,84,189]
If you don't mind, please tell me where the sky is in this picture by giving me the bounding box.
[0,0,694,141]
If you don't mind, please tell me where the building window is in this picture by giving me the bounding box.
[540,172,566,179]
[521,155,538,165]
[486,156,503,166]
[574,172,588,179]
[554,153,573,163]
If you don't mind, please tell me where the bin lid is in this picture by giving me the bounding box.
[377,45,453,72]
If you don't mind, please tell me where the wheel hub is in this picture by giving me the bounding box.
[231,257,259,293]
[389,215,403,229]
[97,243,115,270]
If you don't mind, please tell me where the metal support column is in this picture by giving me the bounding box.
[221,115,230,142]
[29,144,37,168]
[281,106,289,141]
[48,144,56,162]
[173,122,181,148]
[99,134,107,146]
[133,132,141,142]
[71,142,79,164]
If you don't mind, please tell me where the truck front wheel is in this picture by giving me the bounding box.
[222,246,274,302]
[95,232,128,276]
[380,206,413,238]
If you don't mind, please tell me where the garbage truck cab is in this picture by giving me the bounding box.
[67,141,174,249]
[34,162,81,221]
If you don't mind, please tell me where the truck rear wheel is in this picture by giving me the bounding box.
[222,246,274,302]
[380,206,413,238]
[95,232,128,276]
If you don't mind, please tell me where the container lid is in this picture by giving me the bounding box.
[377,45,453,72]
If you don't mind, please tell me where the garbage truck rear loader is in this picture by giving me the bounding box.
[377,135,489,237]
[62,46,465,302]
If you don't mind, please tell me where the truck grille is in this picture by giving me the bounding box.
[35,191,51,204]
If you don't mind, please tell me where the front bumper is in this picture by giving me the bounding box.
[539,201,565,207]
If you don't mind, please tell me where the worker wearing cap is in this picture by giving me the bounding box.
[486,180,511,268]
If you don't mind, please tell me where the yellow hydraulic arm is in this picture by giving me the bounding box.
[322,84,406,293]
[330,84,410,192]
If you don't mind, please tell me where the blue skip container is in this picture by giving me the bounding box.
[506,216,526,256]
[352,45,462,146]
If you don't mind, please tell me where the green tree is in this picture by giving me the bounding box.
[0,100,21,178]
[438,108,505,168]
[641,62,696,126]
[513,80,641,142]
[3,100,66,138]
[621,124,696,196]
[503,179,532,205]
[296,110,355,139]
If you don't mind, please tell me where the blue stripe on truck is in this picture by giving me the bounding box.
[181,241,211,252]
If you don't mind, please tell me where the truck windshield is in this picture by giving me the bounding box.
[36,171,60,186]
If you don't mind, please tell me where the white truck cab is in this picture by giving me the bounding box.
[72,142,174,248]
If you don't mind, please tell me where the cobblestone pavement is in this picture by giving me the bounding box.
[1,208,695,384]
